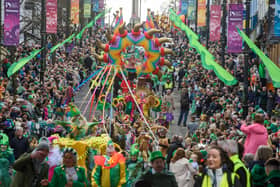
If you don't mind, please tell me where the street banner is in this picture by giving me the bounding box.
[46,0,57,33]
[71,0,79,24]
[227,4,243,53]
[181,0,188,15]
[84,0,91,18]
[187,0,195,20]
[93,0,99,12]
[275,0,280,36]
[3,0,20,46]
[209,5,221,41]
[97,0,104,26]
[197,0,206,27]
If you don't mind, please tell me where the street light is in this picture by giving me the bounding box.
[40,0,47,84]
[243,0,251,118]
[206,0,210,49]
[220,0,227,67]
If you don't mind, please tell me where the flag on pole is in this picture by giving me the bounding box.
[113,8,124,35]
[144,9,155,31]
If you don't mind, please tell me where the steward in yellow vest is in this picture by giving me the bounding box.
[230,154,251,187]
[194,168,241,187]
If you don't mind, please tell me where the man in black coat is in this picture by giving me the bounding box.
[166,135,184,166]
[10,126,30,159]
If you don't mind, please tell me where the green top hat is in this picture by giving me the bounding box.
[150,151,165,162]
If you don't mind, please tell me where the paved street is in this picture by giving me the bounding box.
[74,82,189,138]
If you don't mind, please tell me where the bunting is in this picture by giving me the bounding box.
[169,9,237,86]
[237,28,280,88]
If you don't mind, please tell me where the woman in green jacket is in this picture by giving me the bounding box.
[48,148,89,187]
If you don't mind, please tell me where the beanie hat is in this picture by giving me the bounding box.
[37,137,50,151]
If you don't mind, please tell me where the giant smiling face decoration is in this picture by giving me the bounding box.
[94,23,174,78]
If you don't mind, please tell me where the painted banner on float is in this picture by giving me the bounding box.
[275,0,280,36]
[3,0,20,46]
[84,0,91,18]
[71,0,79,24]
[197,0,206,26]
[187,0,195,20]
[210,5,221,41]
[46,0,57,33]
[227,4,243,53]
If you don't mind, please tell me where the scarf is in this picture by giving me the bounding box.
[207,168,223,187]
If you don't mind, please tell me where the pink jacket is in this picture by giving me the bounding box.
[241,123,268,155]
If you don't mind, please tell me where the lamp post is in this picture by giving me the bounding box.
[195,0,198,33]
[243,0,250,118]
[220,0,227,67]
[40,0,47,84]
[206,0,210,49]
[66,0,71,37]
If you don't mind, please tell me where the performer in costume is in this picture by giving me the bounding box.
[126,144,144,187]
[91,140,126,187]
[48,148,89,187]
[0,132,15,166]
[47,136,62,182]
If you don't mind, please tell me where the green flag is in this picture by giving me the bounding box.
[50,33,75,53]
[76,8,111,40]
[237,28,280,87]
[7,48,43,77]
[169,9,237,86]
[259,63,265,79]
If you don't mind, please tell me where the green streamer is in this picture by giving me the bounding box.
[237,28,280,88]
[76,8,111,40]
[169,9,237,86]
[7,48,43,77]
[50,33,75,53]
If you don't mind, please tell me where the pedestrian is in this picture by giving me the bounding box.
[236,113,268,155]
[170,148,196,187]
[177,88,190,127]
[219,140,251,187]
[137,151,178,187]
[251,145,273,187]
[194,145,241,187]
[10,126,30,159]
[11,137,49,187]
[264,158,280,187]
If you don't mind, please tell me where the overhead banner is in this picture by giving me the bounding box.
[275,0,280,36]
[179,0,188,15]
[97,0,104,26]
[187,0,195,20]
[210,5,221,41]
[46,0,57,33]
[93,0,99,12]
[84,0,91,18]
[71,0,79,24]
[4,0,20,46]
[227,4,243,53]
[197,0,206,26]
